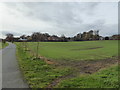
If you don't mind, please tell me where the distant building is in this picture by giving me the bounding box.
[111,35,120,40]
[48,36,60,41]
[99,36,104,40]
[13,37,20,42]
[18,38,28,42]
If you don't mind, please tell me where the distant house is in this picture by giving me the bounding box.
[13,37,20,42]
[111,35,120,40]
[18,38,28,42]
[26,36,32,41]
[99,36,104,40]
[48,36,60,41]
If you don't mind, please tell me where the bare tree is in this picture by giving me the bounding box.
[6,33,14,42]
[20,35,26,39]
[31,32,41,58]
[61,34,67,42]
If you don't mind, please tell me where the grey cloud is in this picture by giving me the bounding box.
[2,2,117,37]
[2,31,22,36]
[51,19,116,37]
[5,2,99,24]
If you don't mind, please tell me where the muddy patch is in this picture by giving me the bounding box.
[46,57,118,88]
[57,57,118,74]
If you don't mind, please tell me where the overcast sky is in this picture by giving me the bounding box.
[0,2,118,38]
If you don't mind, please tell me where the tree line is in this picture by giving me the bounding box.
[4,30,120,42]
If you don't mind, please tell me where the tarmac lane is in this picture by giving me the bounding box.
[2,42,29,88]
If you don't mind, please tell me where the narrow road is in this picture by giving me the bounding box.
[1,43,29,88]
[0,45,2,89]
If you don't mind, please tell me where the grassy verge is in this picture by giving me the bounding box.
[16,43,72,88]
[0,42,9,49]
[56,64,119,88]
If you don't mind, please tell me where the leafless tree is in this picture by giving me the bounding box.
[31,32,42,58]
[6,33,14,42]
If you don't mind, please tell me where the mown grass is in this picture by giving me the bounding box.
[0,42,8,49]
[27,40,118,61]
[16,43,72,88]
[56,64,119,88]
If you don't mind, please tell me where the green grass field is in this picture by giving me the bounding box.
[16,40,119,88]
[0,42,8,49]
[27,40,118,61]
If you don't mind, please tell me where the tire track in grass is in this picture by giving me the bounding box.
[46,57,118,88]
[46,72,76,88]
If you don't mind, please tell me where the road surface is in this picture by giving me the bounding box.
[1,42,29,88]
[0,44,2,89]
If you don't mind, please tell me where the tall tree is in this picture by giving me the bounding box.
[20,35,27,39]
[6,33,14,42]
[61,34,67,42]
